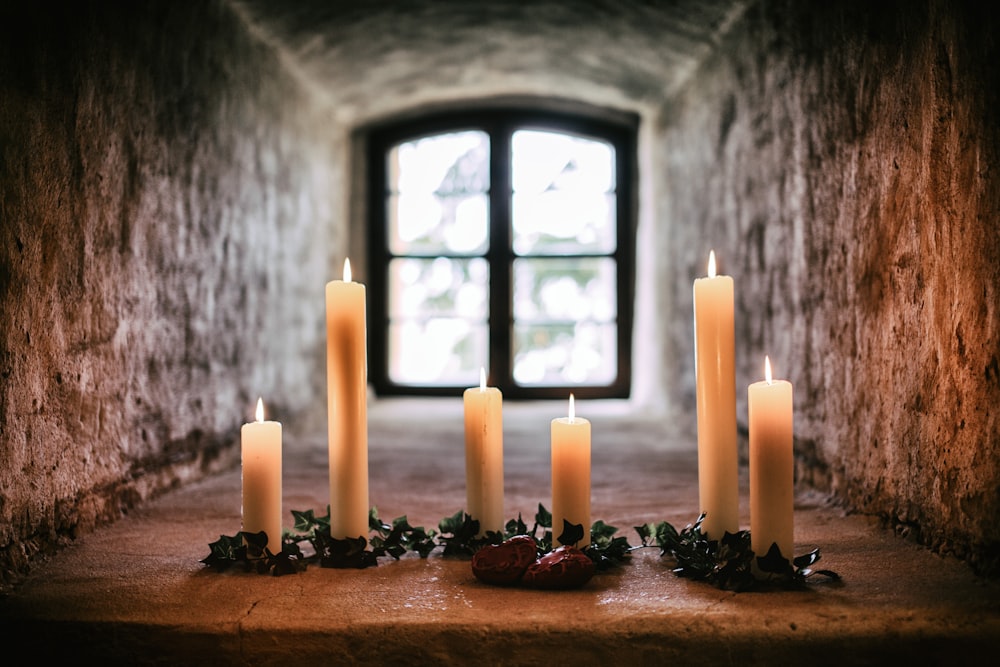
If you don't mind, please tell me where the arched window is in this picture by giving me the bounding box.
[366,106,637,399]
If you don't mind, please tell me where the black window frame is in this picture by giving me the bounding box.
[366,105,637,400]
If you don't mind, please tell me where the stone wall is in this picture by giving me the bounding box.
[660,0,1000,573]
[0,0,338,585]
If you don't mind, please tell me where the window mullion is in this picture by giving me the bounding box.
[487,127,512,389]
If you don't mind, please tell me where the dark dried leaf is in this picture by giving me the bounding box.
[556,520,585,547]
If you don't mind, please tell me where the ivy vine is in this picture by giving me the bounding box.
[636,513,840,591]
[202,508,838,591]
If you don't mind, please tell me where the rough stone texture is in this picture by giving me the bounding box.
[660,0,1000,574]
[231,0,748,123]
[0,1,338,586]
[2,0,999,595]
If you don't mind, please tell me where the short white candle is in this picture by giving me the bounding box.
[748,356,794,560]
[692,250,739,539]
[550,394,591,548]
[463,367,504,536]
[326,258,369,540]
[241,398,282,555]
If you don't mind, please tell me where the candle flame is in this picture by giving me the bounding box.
[343,257,352,282]
[765,356,773,386]
[480,366,486,391]
[708,250,717,278]
[255,397,264,422]
[568,393,575,421]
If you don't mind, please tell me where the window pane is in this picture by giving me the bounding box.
[513,321,617,386]
[388,257,488,319]
[512,257,617,323]
[511,129,616,255]
[512,191,615,255]
[387,256,489,385]
[388,131,489,255]
[388,320,488,386]
[388,192,489,255]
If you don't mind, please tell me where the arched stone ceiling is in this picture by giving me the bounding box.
[230,0,749,125]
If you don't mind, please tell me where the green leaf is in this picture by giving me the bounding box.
[437,511,490,557]
[535,504,552,529]
[590,520,618,542]
[505,514,529,538]
[392,515,414,532]
[583,522,634,570]
[203,505,839,589]
[242,530,269,560]
[316,529,378,569]
[439,509,467,536]
[368,506,385,532]
[556,520,585,547]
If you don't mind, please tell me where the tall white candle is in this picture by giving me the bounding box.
[464,367,504,536]
[551,394,591,548]
[326,258,369,539]
[241,397,282,555]
[693,250,739,540]
[748,356,794,559]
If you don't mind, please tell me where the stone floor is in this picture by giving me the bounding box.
[1,399,998,665]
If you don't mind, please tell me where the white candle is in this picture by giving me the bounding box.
[748,356,794,559]
[326,258,369,539]
[693,250,739,539]
[551,394,591,548]
[241,397,282,555]
[463,367,504,536]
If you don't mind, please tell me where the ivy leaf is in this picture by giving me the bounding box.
[792,548,822,570]
[368,507,383,531]
[535,504,552,529]
[242,530,269,561]
[590,520,618,542]
[533,504,554,551]
[201,533,246,570]
[316,529,378,569]
[439,509,468,536]
[646,514,839,591]
[406,525,439,558]
[584,520,634,570]
[653,520,680,551]
[556,520,585,548]
[505,514,529,538]
[292,509,322,533]
[756,542,795,577]
[268,549,305,576]
[437,511,490,557]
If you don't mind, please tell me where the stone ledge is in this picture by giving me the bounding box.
[1,406,998,665]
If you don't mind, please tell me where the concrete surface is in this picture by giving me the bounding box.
[1,401,997,665]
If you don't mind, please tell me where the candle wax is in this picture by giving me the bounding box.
[463,378,504,536]
[326,271,369,540]
[241,402,282,555]
[748,372,794,560]
[551,400,591,548]
[692,257,739,539]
